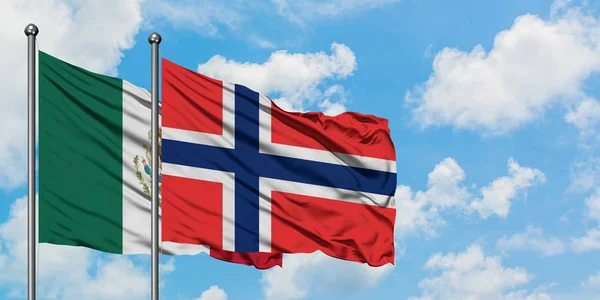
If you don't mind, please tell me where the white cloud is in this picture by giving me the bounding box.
[394,185,445,238]
[550,0,574,17]
[317,85,348,116]
[585,188,600,222]
[469,158,546,219]
[272,0,400,24]
[571,228,600,253]
[272,98,303,113]
[569,157,600,192]
[197,43,356,113]
[193,285,228,300]
[406,5,600,135]
[582,271,600,289]
[565,98,600,137]
[260,252,394,300]
[158,257,176,288]
[318,99,347,116]
[422,157,470,209]
[0,196,150,299]
[247,35,277,49]
[504,289,553,300]
[409,243,547,300]
[143,0,398,46]
[396,157,545,237]
[161,257,176,273]
[394,158,469,237]
[570,185,600,253]
[273,85,348,116]
[0,0,144,189]
[424,44,434,58]
[496,226,566,257]
[68,258,149,300]
[143,0,244,37]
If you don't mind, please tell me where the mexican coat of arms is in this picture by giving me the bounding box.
[133,128,162,201]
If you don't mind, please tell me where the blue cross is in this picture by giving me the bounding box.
[162,85,397,252]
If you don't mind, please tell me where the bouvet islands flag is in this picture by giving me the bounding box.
[161,59,397,266]
[38,51,281,269]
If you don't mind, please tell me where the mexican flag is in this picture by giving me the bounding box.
[38,51,281,269]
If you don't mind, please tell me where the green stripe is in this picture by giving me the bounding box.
[39,51,124,254]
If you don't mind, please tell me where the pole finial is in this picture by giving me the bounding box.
[24,24,39,37]
[148,32,162,45]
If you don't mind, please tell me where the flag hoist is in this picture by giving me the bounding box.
[25,22,38,300]
[149,32,162,300]
[24,23,165,300]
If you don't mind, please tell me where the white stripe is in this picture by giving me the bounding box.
[121,81,209,255]
[162,163,236,251]
[261,142,396,172]
[162,127,233,148]
[121,80,154,254]
[257,177,396,252]
[258,95,396,173]
[162,82,235,149]
[260,177,395,208]
[258,189,271,252]
[222,185,236,251]
[160,242,209,255]
[222,82,235,145]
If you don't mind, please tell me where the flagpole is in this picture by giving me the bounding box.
[25,23,39,300]
[149,32,162,300]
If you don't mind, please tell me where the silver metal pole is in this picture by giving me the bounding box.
[148,32,162,300]
[24,23,38,300]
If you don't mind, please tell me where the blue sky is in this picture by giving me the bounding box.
[1,0,600,299]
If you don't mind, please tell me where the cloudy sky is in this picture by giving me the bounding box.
[1,0,600,299]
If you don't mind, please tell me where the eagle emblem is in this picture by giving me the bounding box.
[133,128,162,201]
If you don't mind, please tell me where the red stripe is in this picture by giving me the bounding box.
[270,192,396,266]
[271,102,396,161]
[162,175,223,248]
[162,58,223,134]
